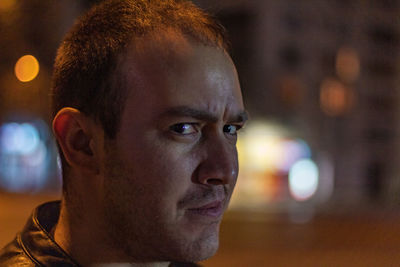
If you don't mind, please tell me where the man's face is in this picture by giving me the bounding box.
[100,38,246,263]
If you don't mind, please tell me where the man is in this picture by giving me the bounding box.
[0,0,247,266]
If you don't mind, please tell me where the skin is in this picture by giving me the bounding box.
[53,35,247,266]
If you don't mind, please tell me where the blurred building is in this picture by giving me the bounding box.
[195,0,400,208]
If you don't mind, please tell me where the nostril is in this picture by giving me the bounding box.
[206,178,224,185]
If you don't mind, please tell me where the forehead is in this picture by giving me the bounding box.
[119,34,244,122]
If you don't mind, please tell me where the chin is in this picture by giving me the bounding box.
[193,242,219,262]
[171,243,219,263]
[172,228,220,263]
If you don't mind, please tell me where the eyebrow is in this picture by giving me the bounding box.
[161,106,249,123]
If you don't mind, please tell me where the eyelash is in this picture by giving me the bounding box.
[169,123,242,136]
[169,123,199,135]
[223,124,242,135]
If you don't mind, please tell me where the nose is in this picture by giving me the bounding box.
[194,136,238,186]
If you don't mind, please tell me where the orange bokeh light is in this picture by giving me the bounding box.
[336,47,360,83]
[0,0,16,11]
[320,78,354,116]
[15,55,40,82]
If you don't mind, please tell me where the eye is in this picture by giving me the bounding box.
[223,124,241,135]
[169,123,198,135]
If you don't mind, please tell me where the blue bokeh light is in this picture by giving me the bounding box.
[0,120,57,193]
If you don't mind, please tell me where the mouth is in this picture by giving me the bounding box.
[186,200,225,218]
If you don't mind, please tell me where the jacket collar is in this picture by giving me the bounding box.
[20,200,80,266]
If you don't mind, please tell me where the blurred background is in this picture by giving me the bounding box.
[1,0,400,265]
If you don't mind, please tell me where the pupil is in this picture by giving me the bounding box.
[224,125,234,134]
[173,124,188,133]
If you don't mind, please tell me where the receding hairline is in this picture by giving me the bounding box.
[118,27,228,68]
[112,28,229,100]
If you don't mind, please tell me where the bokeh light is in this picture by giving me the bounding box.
[289,159,319,201]
[237,121,288,172]
[0,120,53,193]
[0,0,16,11]
[237,122,311,173]
[336,46,360,83]
[279,139,311,172]
[14,55,40,82]
[0,123,40,155]
[231,120,316,208]
[320,78,354,116]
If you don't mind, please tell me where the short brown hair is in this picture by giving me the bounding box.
[51,0,228,138]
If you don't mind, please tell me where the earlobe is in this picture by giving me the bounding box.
[53,108,100,174]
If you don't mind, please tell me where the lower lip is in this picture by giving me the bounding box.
[186,202,224,218]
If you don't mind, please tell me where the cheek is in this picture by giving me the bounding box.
[125,137,199,199]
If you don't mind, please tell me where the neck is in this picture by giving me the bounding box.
[54,200,170,267]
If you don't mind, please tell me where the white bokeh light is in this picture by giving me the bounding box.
[289,159,319,201]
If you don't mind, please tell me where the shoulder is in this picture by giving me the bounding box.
[0,234,37,267]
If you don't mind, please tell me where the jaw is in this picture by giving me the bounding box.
[165,220,221,262]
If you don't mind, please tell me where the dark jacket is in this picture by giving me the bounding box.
[0,201,199,267]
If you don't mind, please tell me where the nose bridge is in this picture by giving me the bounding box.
[196,134,238,185]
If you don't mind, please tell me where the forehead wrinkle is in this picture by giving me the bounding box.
[159,106,248,125]
[160,106,219,123]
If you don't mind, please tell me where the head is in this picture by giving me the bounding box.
[52,0,247,264]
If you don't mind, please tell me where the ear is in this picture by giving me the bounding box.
[52,107,103,174]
